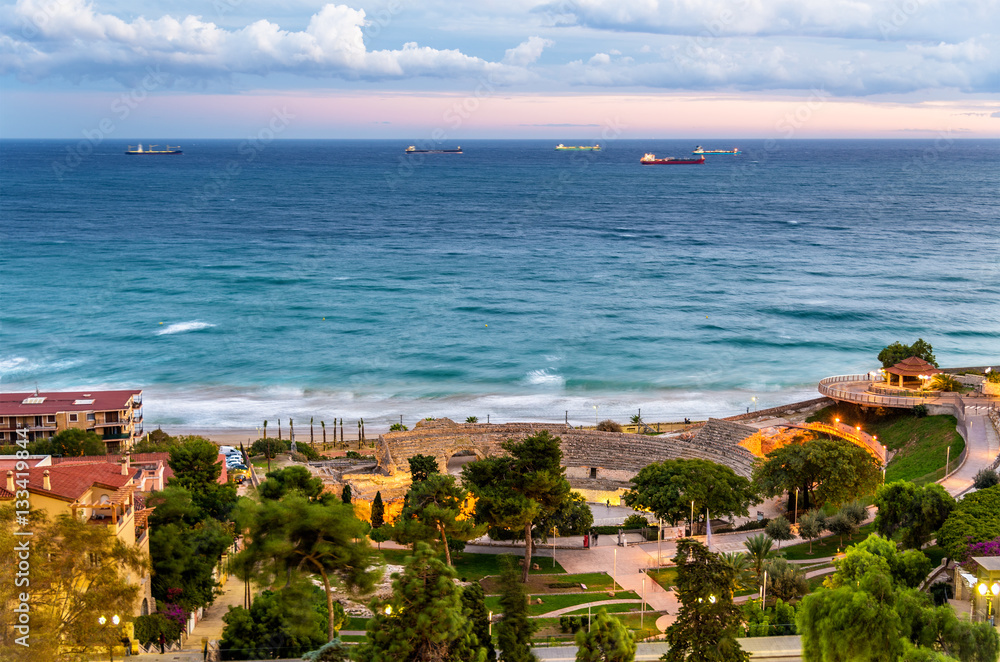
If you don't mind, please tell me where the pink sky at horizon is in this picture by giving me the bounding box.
[4,90,999,139]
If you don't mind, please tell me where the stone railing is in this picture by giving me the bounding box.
[722,397,832,423]
[808,421,886,464]
[819,375,932,408]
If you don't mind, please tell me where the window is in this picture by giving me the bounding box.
[590,467,597,479]
[69,413,78,422]
[87,413,96,421]
[46,415,56,423]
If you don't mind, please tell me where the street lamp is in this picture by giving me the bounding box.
[751,396,757,412]
[98,614,121,662]
[977,582,1000,623]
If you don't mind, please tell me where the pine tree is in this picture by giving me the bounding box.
[341,484,352,504]
[574,608,636,662]
[353,543,486,662]
[371,491,385,530]
[496,555,537,662]
[392,473,485,565]
[463,583,496,662]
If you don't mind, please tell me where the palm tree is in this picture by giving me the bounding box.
[465,416,478,424]
[744,533,775,583]
[719,552,754,595]
[321,420,326,449]
[310,417,315,446]
[928,373,962,392]
[263,420,270,472]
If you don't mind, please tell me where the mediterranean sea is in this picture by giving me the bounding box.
[1,139,998,429]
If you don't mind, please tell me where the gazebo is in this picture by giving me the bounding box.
[884,356,940,388]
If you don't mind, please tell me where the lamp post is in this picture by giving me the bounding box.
[641,576,646,630]
[613,548,617,596]
[794,488,799,525]
[593,405,598,427]
[752,396,757,412]
[977,582,1000,624]
[98,614,121,662]
[552,527,557,569]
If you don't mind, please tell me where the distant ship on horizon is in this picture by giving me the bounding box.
[125,144,182,155]
[693,146,741,155]
[640,153,706,165]
[555,144,600,151]
[405,146,462,153]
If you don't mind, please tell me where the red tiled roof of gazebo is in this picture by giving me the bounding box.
[885,356,941,377]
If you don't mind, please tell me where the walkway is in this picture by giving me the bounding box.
[535,599,643,619]
[940,413,1000,496]
[534,636,803,661]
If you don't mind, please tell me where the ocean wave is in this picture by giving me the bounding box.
[0,356,81,379]
[525,369,565,387]
[157,321,216,336]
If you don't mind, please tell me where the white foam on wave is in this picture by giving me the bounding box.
[157,321,216,336]
[524,369,565,387]
[0,356,81,379]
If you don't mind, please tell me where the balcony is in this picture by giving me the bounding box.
[103,432,129,440]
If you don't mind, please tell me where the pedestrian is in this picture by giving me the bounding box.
[606,499,610,510]
[159,632,166,654]
[121,636,131,657]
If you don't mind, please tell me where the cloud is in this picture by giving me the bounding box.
[0,0,540,83]
[520,123,601,126]
[502,36,554,66]
[993,111,1000,118]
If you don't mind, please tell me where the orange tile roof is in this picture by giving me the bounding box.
[0,462,131,502]
[0,390,141,416]
[886,356,941,377]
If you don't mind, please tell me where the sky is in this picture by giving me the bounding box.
[1,0,999,138]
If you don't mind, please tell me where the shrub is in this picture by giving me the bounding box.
[294,443,321,461]
[596,419,623,432]
[560,616,571,633]
[133,613,182,645]
[974,469,1000,490]
[986,371,1000,384]
[912,404,928,418]
[736,518,770,532]
[345,451,375,460]
[622,514,649,529]
[389,423,408,431]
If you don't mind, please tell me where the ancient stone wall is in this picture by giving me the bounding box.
[375,418,757,480]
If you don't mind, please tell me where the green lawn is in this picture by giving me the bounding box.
[485,590,640,617]
[561,603,643,615]
[780,523,875,560]
[647,568,678,591]
[379,548,566,583]
[532,611,663,643]
[807,406,964,485]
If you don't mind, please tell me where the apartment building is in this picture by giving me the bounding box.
[0,389,143,453]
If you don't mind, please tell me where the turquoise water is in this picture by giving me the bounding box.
[1,139,998,428]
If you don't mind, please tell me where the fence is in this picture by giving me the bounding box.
[818,375,935,408]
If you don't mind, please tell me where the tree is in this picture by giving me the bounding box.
[236,494,379,641]
[260,465,327,502]
[878,339,937,369]
[0,506,148,661]
[466,416,479,424]
[132,428,182,453]
[743,533,774,583]
[219,583,329,660]
[596,420,622,432]
[371,491,385,529]
[496,555,537,662]
[928,374,961,392]
[875,481,955,550]
[623,458,758,530]
[408,454,440,482]
[575,608,636,662]
[753,438,881,510]
[167,436,239,521]
[825,512,856,549]
[341,484,352,504]
[370,526,391,550]
[765,516,793,549]
[825,535,931,591]
[354,544,486,662]
[718,552,754,593]
[535,491,595,538]
[973,469,999,490]
[935,485,1000,561]
[799,532,999,662]
[463,583,495,662]
[797,511,826,555]
[392,473,484,565]
[462,431,574,581]
[30,427,106,456]
[762,559,808,603]
[664,539,750,662]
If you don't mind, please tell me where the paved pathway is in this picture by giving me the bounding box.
[535,598,643,618]
[940,413,999,496]
[534,636,803,660]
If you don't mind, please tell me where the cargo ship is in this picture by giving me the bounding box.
[405,146,462,153]
[640,153,705,165]
[125,144,182,155]
[692,146,741,154]
[555,144,601,151]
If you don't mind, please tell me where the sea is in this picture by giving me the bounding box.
[1,139,998,430]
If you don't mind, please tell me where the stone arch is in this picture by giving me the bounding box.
[141,597,149,616]
[440,445,486,474]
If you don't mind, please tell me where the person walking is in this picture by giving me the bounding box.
[159,632,166,654]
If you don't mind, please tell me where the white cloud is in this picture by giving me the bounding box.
[502,36,554,66]
[0,0,542,82]
[588,52,611,65]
